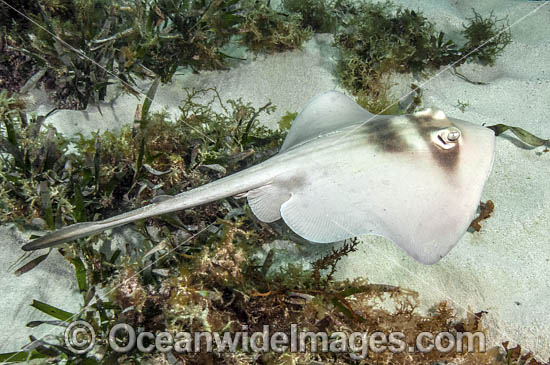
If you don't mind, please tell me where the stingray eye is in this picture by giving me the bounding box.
[433,127,461,150]
[446,127,461,142]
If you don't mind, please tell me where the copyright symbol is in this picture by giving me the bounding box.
[64,320,95,354]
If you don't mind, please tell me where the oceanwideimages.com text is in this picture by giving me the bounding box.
[66,321,486,359]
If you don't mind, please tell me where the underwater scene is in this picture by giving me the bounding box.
[0,0,549,363]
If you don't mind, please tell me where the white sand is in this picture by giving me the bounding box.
[2,0,549,360]
[0,225,81,354]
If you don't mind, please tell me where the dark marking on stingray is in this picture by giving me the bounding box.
[362,116,409,153]
[360,112,460,173]
[280,172,307,190]
[409,114,460,173]
[431,143,460,172]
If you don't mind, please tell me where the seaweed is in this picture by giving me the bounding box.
[0,34,41,94]
[7,0,140,109]
[333,2,511,108]
[353,76,402,115]
[3,235,511,364]
[501,341,550,365]
[277,111,297,130]
[128,0,244,82]
[311,238,359,289]
[462,10,512,66]
[334,2,442,95]
[0,86,284,231]
[487,124,550,148]
[238,0,312,54]
[281,0,338,33]
[470,200,495,232]
[456,99,471,113]
[0,0,312,109]
[0,0,41,31]
[1,0,512,115]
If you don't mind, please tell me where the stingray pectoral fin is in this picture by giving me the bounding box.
[279,179,474,265]
[247,184,291,223]
[280,192,387,243]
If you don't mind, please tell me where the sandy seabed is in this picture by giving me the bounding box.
[1,0,549,360]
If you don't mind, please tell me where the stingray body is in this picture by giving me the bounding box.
[22,91,495,264]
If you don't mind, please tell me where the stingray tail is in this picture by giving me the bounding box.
[22,163,275,251]
[22,201,182,251]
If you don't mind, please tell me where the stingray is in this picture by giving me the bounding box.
[21,91,495,264]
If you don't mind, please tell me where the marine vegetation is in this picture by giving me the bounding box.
[0,86,283,228]
[461,10,513,66]
[238,1,312,54]
[281,0,340,33]
[1,0,512,114]
[469,200,495,232]
[0,0,310,109]
[333,2,512,110]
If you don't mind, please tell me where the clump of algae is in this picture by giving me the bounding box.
[238,0,313,54]
[332,1,511,113]
[0,0,312,109]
